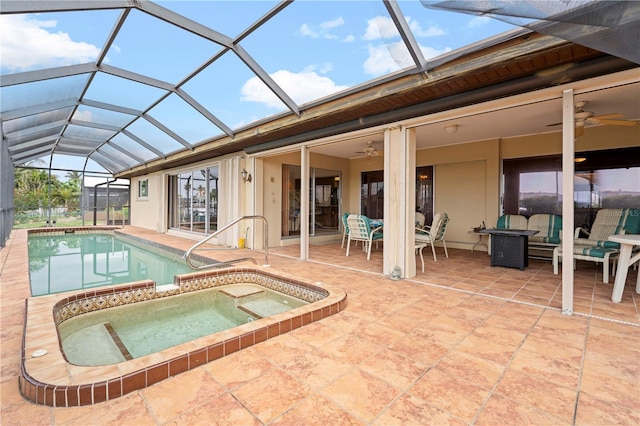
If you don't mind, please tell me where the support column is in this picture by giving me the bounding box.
[224,157,243,247]
[300,146,310,260]
[383,126,416,278]
[561,89,575,315]
[244,156,259,249]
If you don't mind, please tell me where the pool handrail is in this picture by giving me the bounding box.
[184,215,269,269]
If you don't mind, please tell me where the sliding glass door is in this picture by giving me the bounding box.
[169,166,219,233]
[282,165,341,237]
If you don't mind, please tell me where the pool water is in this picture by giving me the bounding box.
[58,284,307,366]
[28,233,193,296]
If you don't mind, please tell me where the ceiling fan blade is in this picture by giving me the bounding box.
[546,122,562,127]
[591,113,624,120]
[596,119,637,126]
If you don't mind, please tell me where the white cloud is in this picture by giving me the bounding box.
[469,16,491,28]
[406,17,446,37]
[363,41,451,76]
[241,69,349,108]
[0,15,100,72]
[343,34,355,43]
[363,16,399,40]
[73,110,93,121]
[299,17,346,40]
[420,44,452,61]
[299,23,319,38]
[321,17,345,30]
[318,62,334,74]
[363,15,445,40]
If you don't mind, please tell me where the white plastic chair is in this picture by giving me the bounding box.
[346,214,383,260]
[415,212,449,261]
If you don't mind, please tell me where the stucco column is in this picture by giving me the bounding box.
[300,146,310,260]
[244,156,260,249]
[223,157,243,247]
[383,126,417,278]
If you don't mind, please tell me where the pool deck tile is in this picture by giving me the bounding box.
[2,226,640,425]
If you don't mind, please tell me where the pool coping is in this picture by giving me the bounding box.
[20,241,347,406]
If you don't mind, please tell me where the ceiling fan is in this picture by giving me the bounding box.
[354,141,382,158]
[547,100,637,137]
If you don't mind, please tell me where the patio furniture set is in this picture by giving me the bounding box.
[480,208,640,301]
[340,208,638,301]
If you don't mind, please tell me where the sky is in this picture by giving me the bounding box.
[520,169,640,194]
[0,1,518,178]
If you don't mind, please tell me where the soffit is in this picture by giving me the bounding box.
[116,34,636,178]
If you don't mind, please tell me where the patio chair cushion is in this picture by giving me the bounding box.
[573,245,618,259]
[576,208,640,249]
[528,214,562,244]
[553,243,619,283]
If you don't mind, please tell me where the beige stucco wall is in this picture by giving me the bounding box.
[501,125,639,158]
[414,139,500,251]
[130,173,164,232]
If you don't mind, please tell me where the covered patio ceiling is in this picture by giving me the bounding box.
[310,78,640,159]
[1,1,639,177]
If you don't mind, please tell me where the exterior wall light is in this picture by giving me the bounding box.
[241,168,252,182]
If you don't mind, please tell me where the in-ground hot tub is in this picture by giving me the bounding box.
[58,282,311,366]
[20,267,347,407]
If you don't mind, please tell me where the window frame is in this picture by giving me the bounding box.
[138,179,148,198]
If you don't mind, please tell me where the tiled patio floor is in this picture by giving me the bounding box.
[2,227,639,425]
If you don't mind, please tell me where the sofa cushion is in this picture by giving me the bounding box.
[528,214,562,244]
[496,214,528,230]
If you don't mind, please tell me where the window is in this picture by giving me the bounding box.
[416,166,434,226]
[138,179,148,198]
[503,147,640,229]
[361,171,384,219]
[168,167,218,234]
[361,166,434,223]
[518,171,562,216]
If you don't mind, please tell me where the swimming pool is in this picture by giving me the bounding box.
[28,230,202,296]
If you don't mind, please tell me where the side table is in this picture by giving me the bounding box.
[609,234,640,303]
[415,243,427,273]
[469,230,488,253]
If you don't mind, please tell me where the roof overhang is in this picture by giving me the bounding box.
[116,32,635,178]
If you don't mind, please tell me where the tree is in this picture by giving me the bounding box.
[65,171,82,186]
[14,167,59,212]
[53,182,80,212]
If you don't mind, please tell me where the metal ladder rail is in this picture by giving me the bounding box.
[183,215,269,270]
[197,257,258,270]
